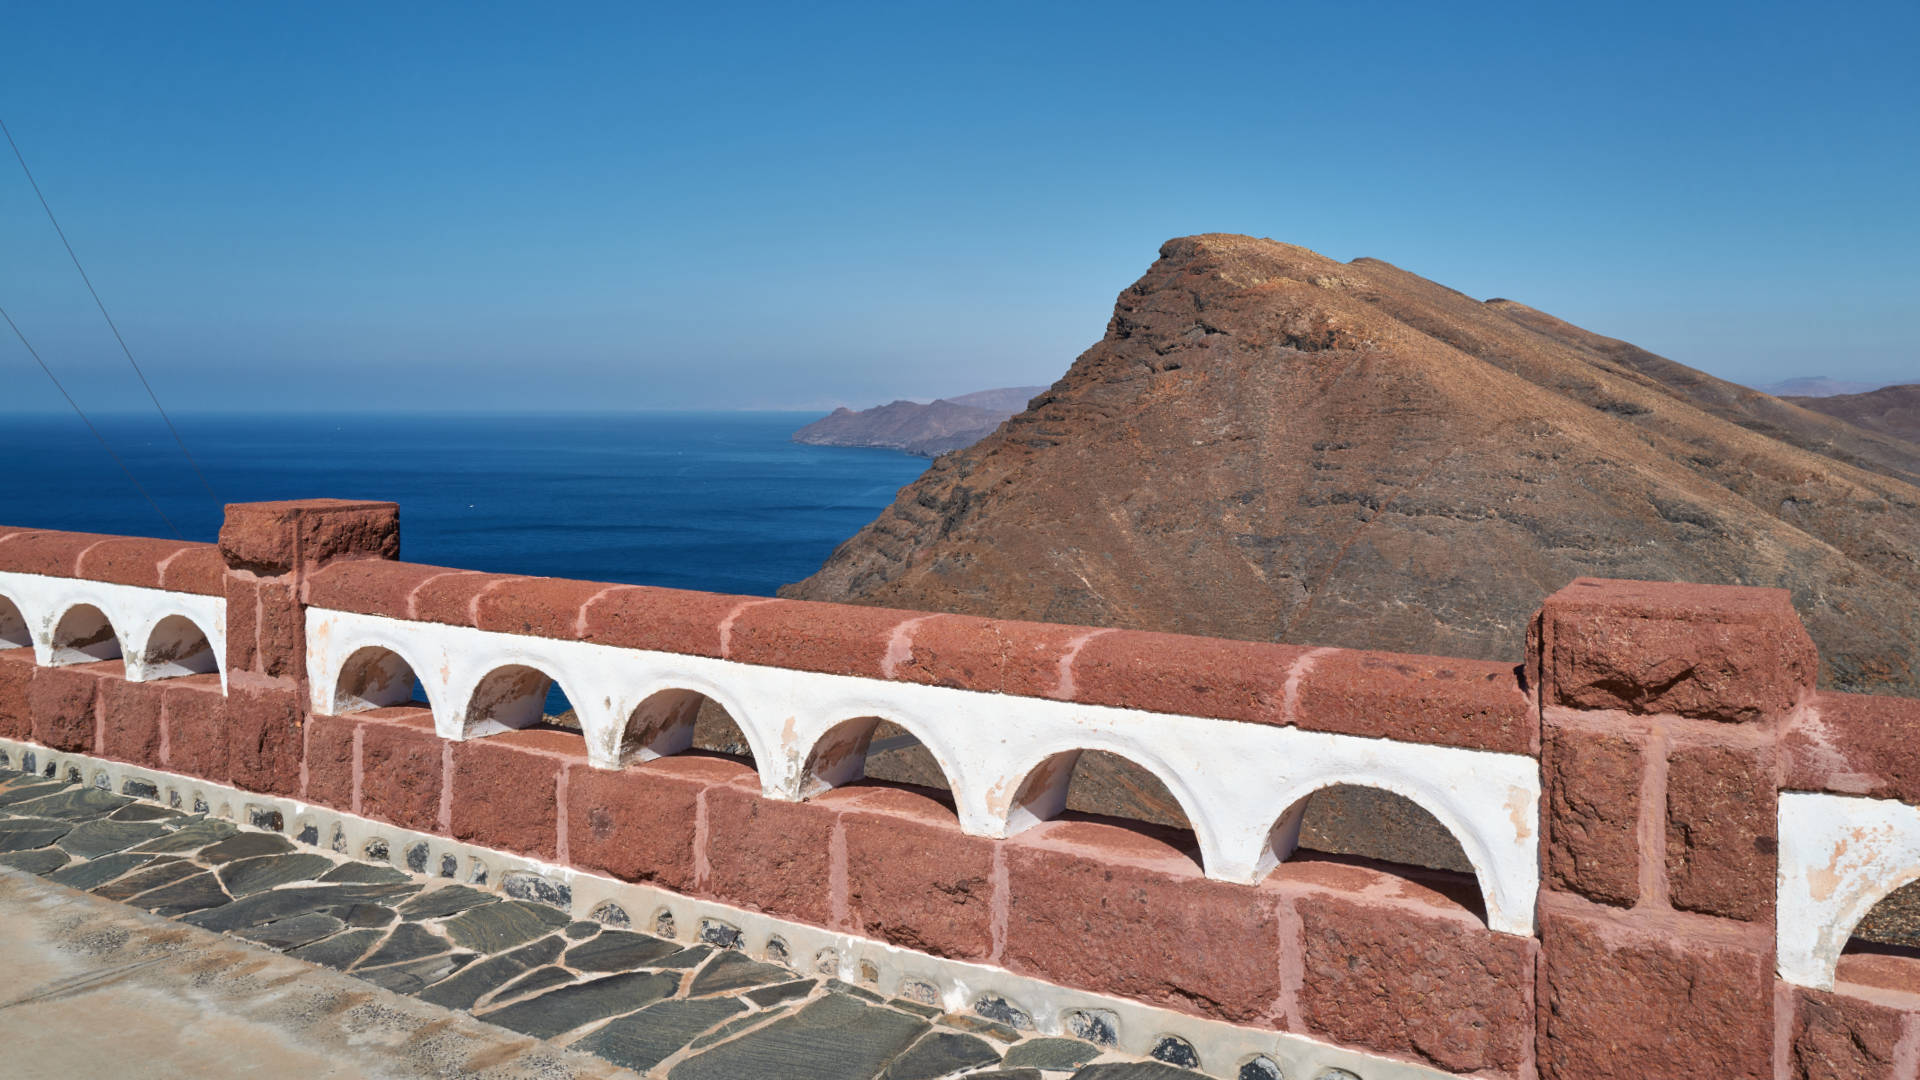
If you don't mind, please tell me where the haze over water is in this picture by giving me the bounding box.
[0,412,927,596]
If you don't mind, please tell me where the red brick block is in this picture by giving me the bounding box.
[567,755,751,890]
[224,576,258,674]
[724,599,917,679]
[0,650,33,740]
[98,678,165,767]
[1296,891,1531,1075]
[836,786,996,959]
[1784,692,1920,803]
[1534,578,1817,723]
[448,728,576,860]
[475,576,612,639]
[411,571,512,627]
[255,580,303,679]
[892,615,1085,698]
[1544,724,1643,906]
[358,709,443,832]
[1537,906,1772,1080]
[578,585,744,657]
[161,675,228,782]
[1001,820,1282,1025]
[1667,745,1776,921]
[1791,987,1905,1080]
[1293,650,1533,754]
[702,780,837,926]
[158,544,225,595]
[306,560,459,620]
[304,711,358,810]
[219,499,399,575]
[0,529,117,578]
[227,681,303,795]
[75,537,192,590]
[29,663,105,752]
[1070,630,1304,724]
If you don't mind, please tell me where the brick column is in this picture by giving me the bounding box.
[217,499,399,796]
[1530,578,1816,1080]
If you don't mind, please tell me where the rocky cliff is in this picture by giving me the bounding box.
[1788,383,1920,448]
[785,234,1920,696]
[793,387,1046,457]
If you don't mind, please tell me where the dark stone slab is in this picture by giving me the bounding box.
[398,884,497,920]
[108,803,183,823]
[1148,1036,1198,1068]
[131,871,232,916]
[745,980,817,1008]
[182,883,420,932]
[94,858,197,900]
[289,928,384,970]
[131,818,239,854]
[320,862,412,885]
[1003,1038,1103,1071]
[688,950,793,997]
[501,870,571,910]
[480,970,678,1040]
[826,979,886,1004]
[343,903,397,928]
[974,996,1033,1031]
[666,994,929,1080]
[937,1013,1020,1043]
[1070,1065,1201,1080]
[0,818,73,851]
[688,1009,784,1051]
[57,819,169,858]
[576,997,749,1073]
[0,848,70,874]
[890,998,942,1019]
[416,935,566,1011]
[12,787,132,820]
[961,1072,1042,1080]
[564,921,600,940]
[443,900,569,954]
[217,852,337,896]
[654,945,713,970]
[358,922,451,969]
[563,930,682,972]
[354,951,474,995]
[48,851,156,891]
[0,780,71,806]
[199,831,295,864]
[238,913,347,950]
[881,1031,1002,1080]
[488,965,578,1004]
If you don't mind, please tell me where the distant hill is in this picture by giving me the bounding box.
[1763,376,1887,397]
[1788,384,1920,446]
[793,387,1045,457]
[785,234,1920,697]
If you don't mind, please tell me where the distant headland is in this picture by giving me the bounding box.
[791,386,1046,457]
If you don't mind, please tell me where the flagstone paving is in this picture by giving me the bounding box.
[0,764,1243,1079]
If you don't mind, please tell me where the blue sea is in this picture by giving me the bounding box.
[0,412,928,596]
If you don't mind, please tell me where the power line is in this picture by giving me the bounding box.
[1,303,180,538]
[0,115,217,502]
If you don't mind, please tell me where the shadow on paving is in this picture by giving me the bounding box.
[0,765,1213,1079]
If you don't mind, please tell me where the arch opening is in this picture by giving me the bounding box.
[618,689,754,765]
[0,594,28,650]
[1265,783,1485,921]
[51,604,122,665]
[1008,749,1200,867]
[140,614,218,679]
[800,717,953,806]
[334,645,427,714]
[465,664,574,738]
[1839,880,1920,989]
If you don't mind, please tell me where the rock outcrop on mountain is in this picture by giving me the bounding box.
[785,234,1920,696]
[1787,383,1920,448]
[793,387,1045,457]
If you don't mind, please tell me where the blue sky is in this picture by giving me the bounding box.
[1,1,1914,413]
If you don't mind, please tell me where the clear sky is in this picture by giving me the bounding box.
[1,1,1914,414]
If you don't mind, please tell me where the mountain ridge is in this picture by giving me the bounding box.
[792,386,1045,457]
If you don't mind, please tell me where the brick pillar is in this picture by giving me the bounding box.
[1530,577,1816,1080]
[217,499,399,796]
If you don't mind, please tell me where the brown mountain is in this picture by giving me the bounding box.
[793,387,1045,457]
[784,234,1920,696]
[1787,384,1920,447]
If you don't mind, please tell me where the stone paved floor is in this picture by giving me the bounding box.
[0,765,1221,1080]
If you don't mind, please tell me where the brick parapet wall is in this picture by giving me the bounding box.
[9,502,1920,1079]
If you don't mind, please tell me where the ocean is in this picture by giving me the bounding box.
[0,412,928,596]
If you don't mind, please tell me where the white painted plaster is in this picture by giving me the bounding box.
[1779,790,1920,989]
[308,607,1541,934]
[0,739,1467,1080]
[0,571,226,690]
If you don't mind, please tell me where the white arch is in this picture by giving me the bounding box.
[608,671,768,770]
[0,571,228,689]
[0,591,30,650]
[994,735,1220,874]
[1779,791,1920,989]
[458,660,583,738]
[49,602,124,666]
[330,642,433,715]
[128,613,220,681]
[794,710,966,802]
